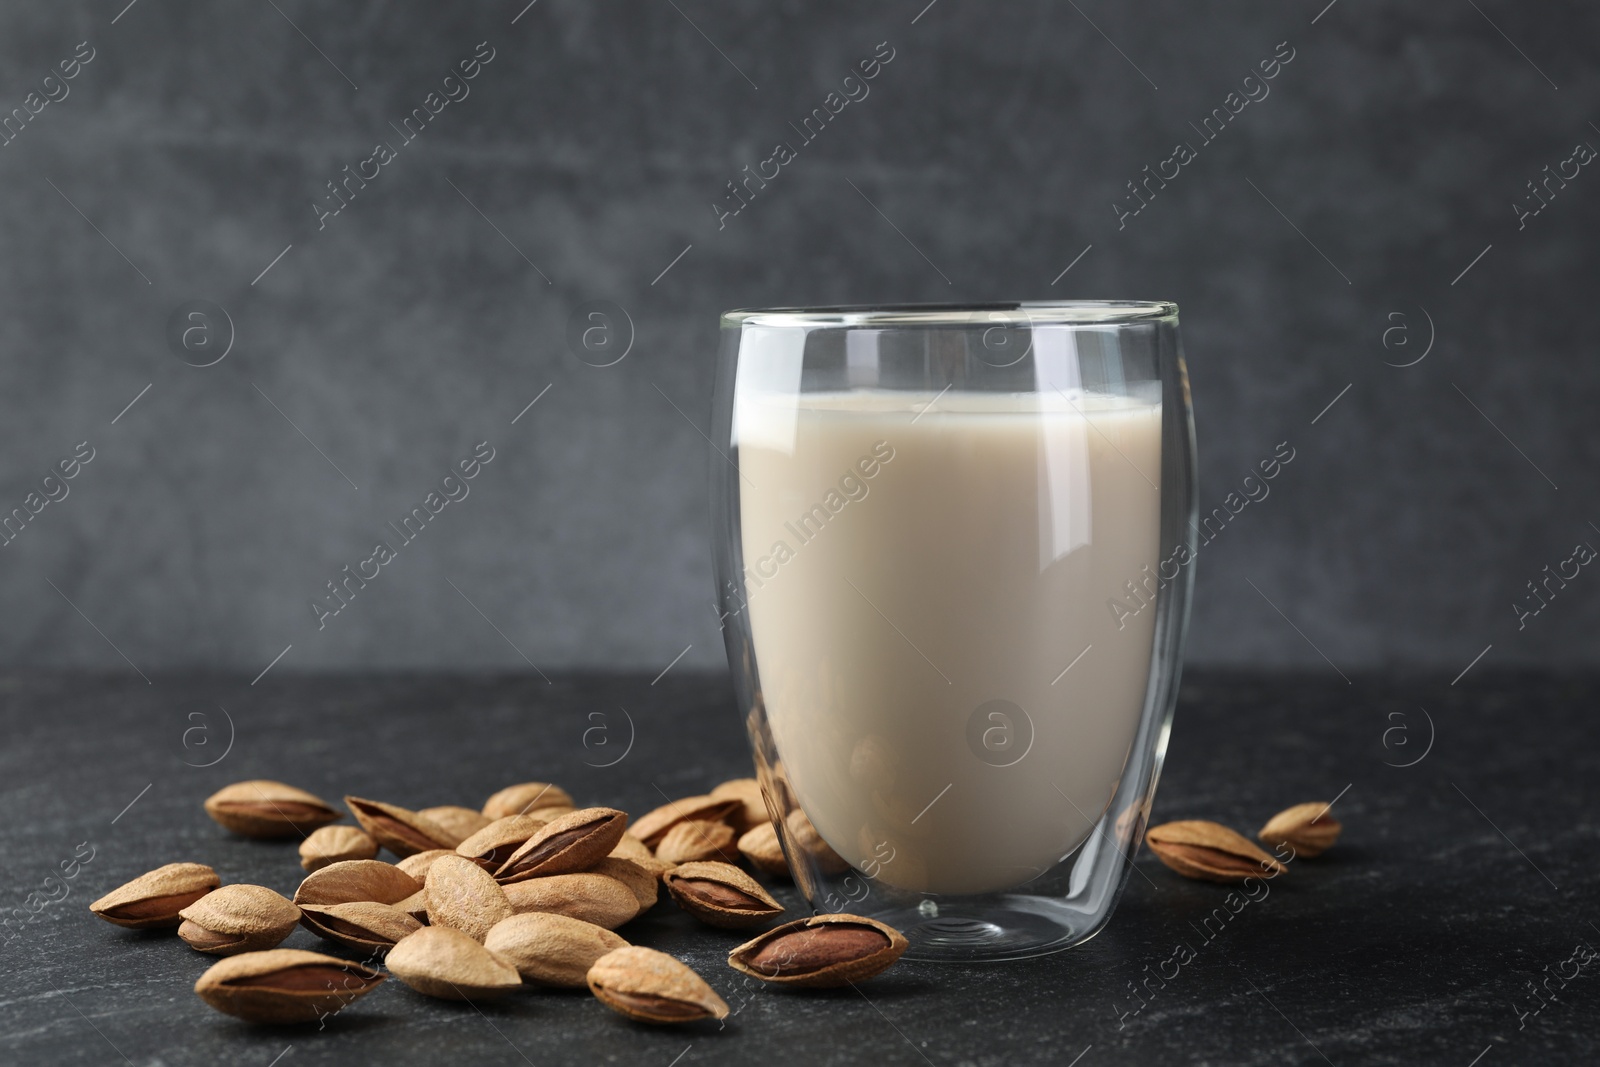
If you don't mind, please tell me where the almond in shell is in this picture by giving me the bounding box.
[484,912,628,987]
[495,807,628,883]
[630,795,742,849]
[737,822,790,878]
[662,861,783,929]
[90,863,219,930]
[177,884,300,955]
[299,826,378,872]
[587,946,729,1024]
[589,857,658,912]
[426,855,513,942]
[194,948,384,1024]
[345,796,462,857]
[728,914,907,988]
[502,872,639,930]
[785,810,849,874]
[395,889,430,925]
[386,926,521,1000]
[396,849,457,881]
[298,901,422,953]
[655,820,738,866]
[481,782,576,820]
[1257,802,1342,858]
[610,833,670,876]
[454,815,550,871]
[710,778,769,833]
[203,781,339,839]
[417,805,493,842]
[292,859,420,907]
[1146,820,1289,882]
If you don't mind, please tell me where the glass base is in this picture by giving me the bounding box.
[868,894,1107,962]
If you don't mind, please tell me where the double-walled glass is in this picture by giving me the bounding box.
[710,302,1195,961]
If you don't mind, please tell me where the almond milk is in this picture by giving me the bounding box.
[736,388,1162,894]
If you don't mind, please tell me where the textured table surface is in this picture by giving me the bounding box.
[1,670,1594,1067]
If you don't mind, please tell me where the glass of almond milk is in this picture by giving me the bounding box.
[711,303,1195,960]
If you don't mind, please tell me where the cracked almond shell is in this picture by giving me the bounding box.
[454,815,550,871]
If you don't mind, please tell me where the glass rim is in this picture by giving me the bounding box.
[721,300,1178,329]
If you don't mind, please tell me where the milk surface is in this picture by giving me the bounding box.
[736,389,1162,894]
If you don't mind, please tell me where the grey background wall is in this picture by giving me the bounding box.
[0,0,1594,677]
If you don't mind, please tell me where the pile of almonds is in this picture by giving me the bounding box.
[1145,801,1344,882]
[89,778,907,1027]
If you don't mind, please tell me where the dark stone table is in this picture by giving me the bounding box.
[1,670,1595,1066]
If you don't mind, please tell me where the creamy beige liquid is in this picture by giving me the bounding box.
[736,389,1162,894]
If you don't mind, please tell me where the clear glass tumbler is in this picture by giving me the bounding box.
[710,302,1195,961]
